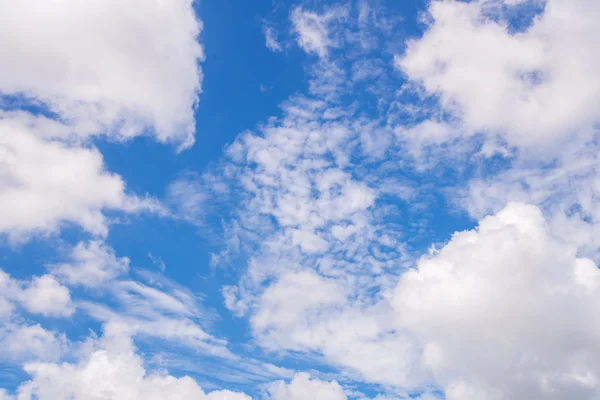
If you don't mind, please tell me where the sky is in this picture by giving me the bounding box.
[1,0,600,399]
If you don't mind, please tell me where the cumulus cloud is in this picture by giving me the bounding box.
[393,202,600,399]
[397,0,600,150]
[11,328,251,400]
[0,269,74,318]
[252,272,421,388]
[0,116,154,239]
[77,266,234,357]
[5,0,600,398]
[396,0,600,288]
[0,0,204,146]
[0,324,67,363]
[164,6,430,390]
[0,0,203,240]
[50,240,130,286]
[0,271,71,364]
[252,270,348,346]
[19,275,75,317]
[267,373,347,400]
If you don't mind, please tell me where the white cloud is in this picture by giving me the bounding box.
[263,25,282,52]
[0,324,67,363]
[457,135,600,262]
[51,241,130,286]
[291,6,348,58]
[0,269,17,317]
[397,0,600,150]
[148,253,166,273]
[0,115,158,240]
[267,373,347,400]
[166,172,212,224]
[0,0,202,241]
[252,270,348,344]
[392,202,600,399]
[62,250,235,358]
[19,275,74,317]
[0,0,204,147]
[12,329,251,400]
[82,294,232,359]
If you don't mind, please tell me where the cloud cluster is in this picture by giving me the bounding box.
[10,328,250,400]
[186,0,600,398]
[179,72,423,392]
[397,0,600,150]
[0,268,73,318]
[267,373,347,400]
[395,0,600,265]
[0,115,154,239]
[0,0,204,145]
[0,0,204,240]
[0,268,72,364]
[393,202,600,399]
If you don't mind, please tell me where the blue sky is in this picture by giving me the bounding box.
[1,0,600,399]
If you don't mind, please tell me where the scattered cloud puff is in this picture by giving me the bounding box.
[0,0,204,241]
[267,373,347,400]
[0,268,74,318]
[50,241,130,286]
[0,324,67,363]
[19,275,75,317]
[0,115,157,240]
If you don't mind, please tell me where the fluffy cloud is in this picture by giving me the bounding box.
[11,329,250,400]
[252,270,348,346]
[252,271,421,388]
[50,240,130,286]
[0,0,203,240]
[0,324,67,363]
[19,275,74,317]
[267,373,347,400]
[0,116,153,239]
[0,0,204,146]
[397,0,600,306]
[392,202,600,399]
[0,269,74,318]
[460,142,600,260]
[0,270,71,364]
[186,95,425,389]
[397,0,600,149]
